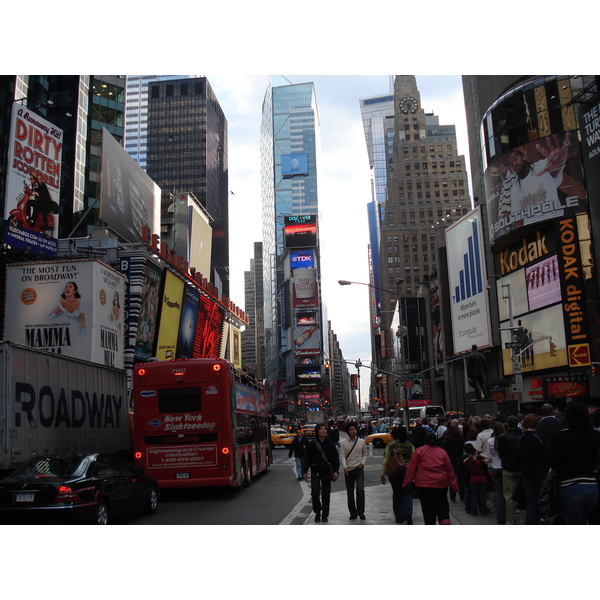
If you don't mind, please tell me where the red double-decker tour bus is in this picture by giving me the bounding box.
[132,358,270,489]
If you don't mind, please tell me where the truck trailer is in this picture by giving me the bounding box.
[0,341,130,477]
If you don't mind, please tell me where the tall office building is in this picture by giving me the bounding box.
[260,77,323,407]
[242,241,265,379]
[359,92,395,381]
[124,76,184,171]
[374,76,472,413]
[145,77,230,296]
[380,76,471,303]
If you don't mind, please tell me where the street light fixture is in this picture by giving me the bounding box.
[338,278,409,426]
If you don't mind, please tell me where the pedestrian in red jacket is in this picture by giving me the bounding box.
[403,433,460,524]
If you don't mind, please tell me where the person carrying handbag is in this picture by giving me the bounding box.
[381,426,414,524]
[303,423,340,523]
[340,421,367,520]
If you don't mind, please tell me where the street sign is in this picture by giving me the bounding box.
[505,342,521,349]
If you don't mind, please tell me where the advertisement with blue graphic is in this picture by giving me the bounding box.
[445,206,492,354]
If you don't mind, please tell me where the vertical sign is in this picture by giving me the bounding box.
[154,270,184,360]
[445,206,492,354]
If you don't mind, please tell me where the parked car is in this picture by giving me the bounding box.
[0,452,159,525]
[270,428,295,447]
[364,431,393,448]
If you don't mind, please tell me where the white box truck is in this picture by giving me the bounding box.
[0,342,130,476]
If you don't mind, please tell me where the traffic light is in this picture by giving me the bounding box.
[592,366,597,378]
[549,341,556,357]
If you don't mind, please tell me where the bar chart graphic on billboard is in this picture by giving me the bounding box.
[446,206,492,354]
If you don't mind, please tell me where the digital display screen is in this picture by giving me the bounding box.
[525,255,561,311]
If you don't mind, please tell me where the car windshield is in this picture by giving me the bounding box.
[12,456,90,479]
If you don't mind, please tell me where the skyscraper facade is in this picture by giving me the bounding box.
[260,77,323,409]
[377,75,472,414]
[359,92,395,387]
[124,75,184,171]
[145,77,230,296]
[380,76,471,301]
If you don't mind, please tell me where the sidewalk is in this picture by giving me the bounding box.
[300,481,501,525]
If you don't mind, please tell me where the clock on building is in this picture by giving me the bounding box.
[399,96,418,114]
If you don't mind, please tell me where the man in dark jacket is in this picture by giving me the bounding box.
[516,414,551,524]
[303,423,340,522]
[289,429,310,481]
[536,403,565,444]
[497,415,523,525]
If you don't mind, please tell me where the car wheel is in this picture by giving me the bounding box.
[142,486,159,515]
[93,500,109,525]
[373,438,385,449]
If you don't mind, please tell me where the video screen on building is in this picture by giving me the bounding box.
[284,215,318,249]
[525,255,561,311]
[290,249,314,270]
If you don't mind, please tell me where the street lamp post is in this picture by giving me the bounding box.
[338,278,409,427]
[355,359,362,415]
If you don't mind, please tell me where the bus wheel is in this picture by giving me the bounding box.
[244,457,252,487]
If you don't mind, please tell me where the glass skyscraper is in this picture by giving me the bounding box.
[260,77,321,389]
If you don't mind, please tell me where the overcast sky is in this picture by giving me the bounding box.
[208,74,470,404]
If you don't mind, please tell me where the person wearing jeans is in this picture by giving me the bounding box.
[303,423,340,523]
[288,429,309,481]
[340,422,367,520]
[551,402,600,525]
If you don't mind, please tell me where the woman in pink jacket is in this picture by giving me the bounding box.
[403,432,460,524]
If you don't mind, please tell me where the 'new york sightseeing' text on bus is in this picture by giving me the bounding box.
[132,358,270,489]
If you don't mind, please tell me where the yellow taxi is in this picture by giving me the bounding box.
[364,430,393,448]
[270,428,296,447]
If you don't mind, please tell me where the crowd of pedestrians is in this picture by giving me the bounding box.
[284,403,600,525]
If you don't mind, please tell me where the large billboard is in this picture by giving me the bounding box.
[4,260,125,368]
[484,130,587,249]
[281,153,309,177]
[100,128,161,242]
[445,206,492,354]
[3,103,62,257]
[495,216,592,375]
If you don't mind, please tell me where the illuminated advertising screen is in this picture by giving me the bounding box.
[525,255,561,311]
[3,103,62,257]
[295,364,321,386]
[193,294,224,359]
[296,310,317,326]
[281,153,309,177]
[5,260,125,368]
[484,130,587,248]
[284,215,318,249]
[176,285,199,359]
[290,249,314,270]
[154,270,185,360]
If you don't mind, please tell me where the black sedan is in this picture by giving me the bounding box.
[0,452,159,525]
